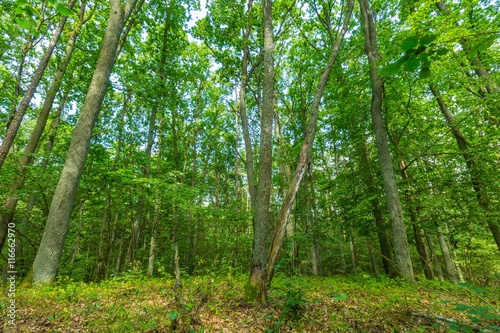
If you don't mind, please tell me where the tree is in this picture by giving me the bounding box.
[30,0,138,285]
[358,0,415,282]
[0,0,76,171]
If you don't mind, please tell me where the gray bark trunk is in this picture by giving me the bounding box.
[425,229,444,282]
[430,84,500,251]
[0,0,76,170]
[266,0,354,284]
[360,139,396,277]
[359,0,414,282]
[246,0,274,304]
[31,0,137,285]
[0,3,85,253]
[437,225,458,283]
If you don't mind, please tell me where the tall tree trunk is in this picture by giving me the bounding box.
[0,2,86,253]
[239,0,256,207]
[266,0,354,284]
[399,160,434,279]
[148,118,163,277]
[306,172,320,276]
[359,0,414,282]
[29,0,138,285]
[425,229,444,282]
[0,0,77,170]
[437,224,458,283]
[359,139,396,277]
[245,0,274,304]
[430,84,500,251]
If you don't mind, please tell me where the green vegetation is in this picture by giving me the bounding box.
[1,0,500,330]
[2,274,499,332]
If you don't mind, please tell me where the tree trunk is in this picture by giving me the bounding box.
[399,160,434,279]
[239,0,256,207]
[266,0,354,284]
[246,0,274,304]
[437,225,458,283]
[359,0,414,282]
[359,139,396,277]
[0,0,77,171]
[30,0,137,285]
[0,2,86,254]
[430,84,500,251]
[425,229,444,282]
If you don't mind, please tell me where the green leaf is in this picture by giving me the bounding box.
[461,326,473,333]
[419,67,431,79]
[453,304,471,311]
[380,62,403,75]
[418,52,429,64]
[449,324,461,331]
[436,48,448,56]
[56,3,72,16]
[420,34,437,45]
[401,37,419,51]
[332,293,347,301]
[404,58,420,72]
[169,312,178,320]
[415,45,426,54]
[16,18,31,29]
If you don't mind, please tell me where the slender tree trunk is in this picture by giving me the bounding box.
[349,234,358,274]
[148,119,163,277]
[266,0,354,284]
[30,0,138,285]
[339,231,346,273]
[0,0,77,170]
[239,0,256,207]
[399,160,434,279]
[425,229,444,282]
[368,241,378,277]
[306,173,320,276]
[430,84,500,251]
[437,225,458,283]
[0,3,86,253]
[359,139,396,277]
[359,0,414,282]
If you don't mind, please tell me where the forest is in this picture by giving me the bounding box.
[0,0,499,331]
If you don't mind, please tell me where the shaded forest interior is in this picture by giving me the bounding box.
[0,0,500,331]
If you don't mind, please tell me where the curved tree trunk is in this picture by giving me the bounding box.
[30,0,138,285]
[266,0,354,285]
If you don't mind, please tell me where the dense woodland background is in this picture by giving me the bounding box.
[0,0,499,309]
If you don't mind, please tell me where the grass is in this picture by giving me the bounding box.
[1,273,499,332]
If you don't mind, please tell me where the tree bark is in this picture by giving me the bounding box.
[437,225,458,283]
[0,0,77,171]
[399,160,434,279]
[239,0,256,207]
[359,0,414,282]
[0,2,86,253]
[266,0,354,284]
[30,0,137,285]
[430,84,500,251]
[359,139,397,277]
[425,229,444,282]
[246,0,274,304]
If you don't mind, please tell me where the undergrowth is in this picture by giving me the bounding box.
[1,273,499,332]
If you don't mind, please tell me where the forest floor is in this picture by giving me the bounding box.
[1,272,499,332]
